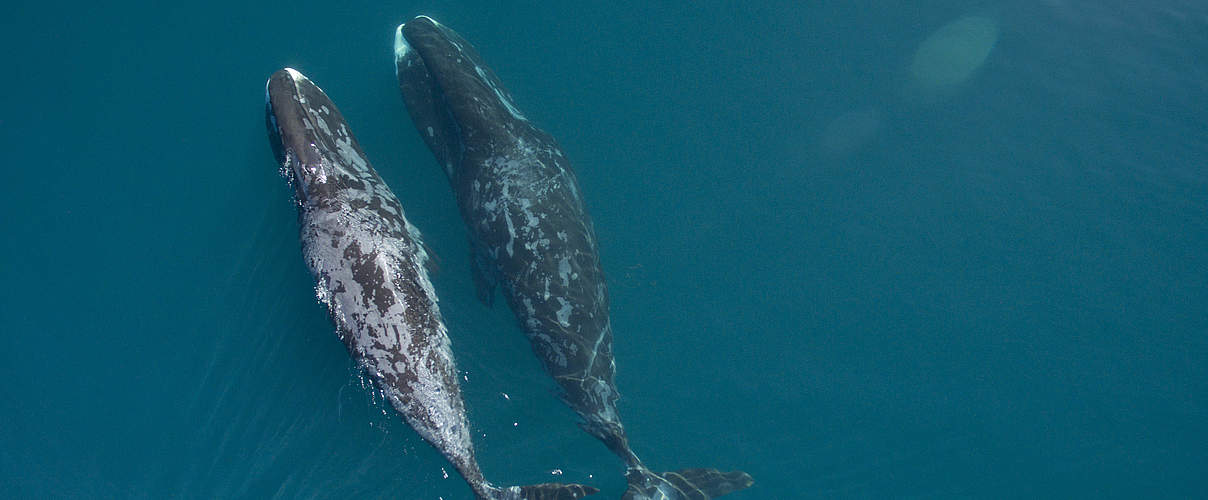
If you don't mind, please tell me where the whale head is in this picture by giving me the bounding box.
[265,68,346,204]
[394,16,535,178]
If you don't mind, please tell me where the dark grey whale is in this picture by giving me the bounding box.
[265,67,596,500]
[393,17,754,500]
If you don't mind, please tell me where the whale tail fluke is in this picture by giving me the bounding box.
[622,467,754,500]
[490,482,599,500]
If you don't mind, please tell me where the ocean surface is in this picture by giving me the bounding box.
[2,1,1205,498]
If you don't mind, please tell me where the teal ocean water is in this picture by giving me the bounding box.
[3,1,1205,498]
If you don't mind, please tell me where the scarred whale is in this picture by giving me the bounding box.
[393,17,754,500]
[265,67,597,500]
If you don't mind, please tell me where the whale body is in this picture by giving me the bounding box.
[393,17,753,500]
[265,67,596,500]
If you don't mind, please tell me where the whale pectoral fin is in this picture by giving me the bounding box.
[472,265,496,307]
[470,243,497,307]
[421,240,441,276]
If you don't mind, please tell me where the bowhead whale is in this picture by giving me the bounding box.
[265,67,596,500]
[393,17,754,500]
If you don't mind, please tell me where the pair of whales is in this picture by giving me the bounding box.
[265,16,753,500]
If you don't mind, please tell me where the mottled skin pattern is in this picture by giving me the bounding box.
[395,17,752,500]
[396,18,622,454]
[266,68,595,500]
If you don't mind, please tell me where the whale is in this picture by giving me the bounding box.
[393,17,754,500]
[265,67,597,500]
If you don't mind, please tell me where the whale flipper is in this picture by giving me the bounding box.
[623,467,754,500]
[470,241,497,307]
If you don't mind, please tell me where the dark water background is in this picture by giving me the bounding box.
[3,1,1205,498]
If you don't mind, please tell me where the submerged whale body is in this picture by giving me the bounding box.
[265,67,596,500]
[393,17,754,500]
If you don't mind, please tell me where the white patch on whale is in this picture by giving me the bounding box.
[503,210,516,257]
[558,257,572,286]
[555,297,572,327]
[393,24,412,65]
[474,65,527,121]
